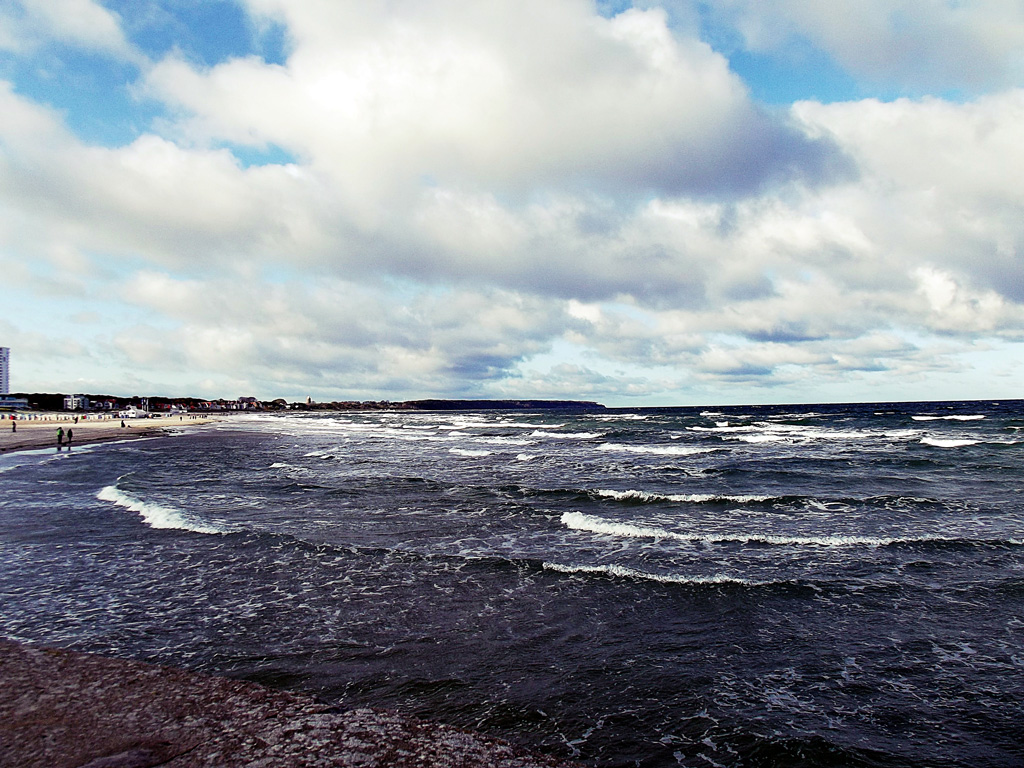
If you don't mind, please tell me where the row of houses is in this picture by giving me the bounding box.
[59,395,268,415]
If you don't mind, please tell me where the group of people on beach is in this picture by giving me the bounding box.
[56,426,73,450]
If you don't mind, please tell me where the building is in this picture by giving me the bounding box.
[64,394,90,411]
[0,347,8,394]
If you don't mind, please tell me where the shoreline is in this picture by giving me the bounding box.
[0,639,574,768]
[0,414,219,455]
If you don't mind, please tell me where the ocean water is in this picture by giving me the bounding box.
[2,401,1023,767]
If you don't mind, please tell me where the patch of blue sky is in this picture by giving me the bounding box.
[595,0,635,17]
[226,142,298,169]
[107,0,287,68]
[726,47,865,105]
[1,47,158,147]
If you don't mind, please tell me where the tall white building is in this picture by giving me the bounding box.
[0,347,9,394]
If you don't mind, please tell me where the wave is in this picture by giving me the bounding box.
[541,561,757,586]
[594,489,777,504]
[533,431,604,439]
[912,414,986,421]
[449,448,493,457]
[493,421,564,429]
[97,484,224,534]
[920,437,981,448]
[559,511,974,548]
[691,423,920,444]
[598,443,712,456]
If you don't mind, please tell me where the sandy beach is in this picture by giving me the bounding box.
[0,413,219,454]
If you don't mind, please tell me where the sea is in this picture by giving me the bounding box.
[2,401,1023,767]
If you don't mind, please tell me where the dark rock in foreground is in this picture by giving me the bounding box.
[0,640,576,768]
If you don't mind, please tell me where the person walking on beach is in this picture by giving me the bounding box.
[56,426,64,450]
[66,428,73,447]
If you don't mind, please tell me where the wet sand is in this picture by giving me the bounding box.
[0,639,574,768]
[0,414,218,454]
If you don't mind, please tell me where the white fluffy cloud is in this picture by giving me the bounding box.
[144,1,835,206]
[0,0,138,60]
[3,1,1024,403]
[712,0,1024,92]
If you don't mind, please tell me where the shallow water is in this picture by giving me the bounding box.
[2,401,1023,766]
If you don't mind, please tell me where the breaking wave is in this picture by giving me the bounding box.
[598,443,712,456]
[559,511,968,548]
[920,437,981,448]
[542,561,757,586]
[594,488,776,504]
[97,484,224,534]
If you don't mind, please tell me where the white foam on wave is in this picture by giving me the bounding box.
[598,443,711,456]
[449,447,493,457]
[563,510,680,540]
[472,436,536,446]
[912,415,986,421]
[920,437,981,448]
[495,421,564,429]
[535,431,604,439]
[561,511,912,548]
[542,561,754,586]
[97,484,224,534]
[595,489,775,504]
[516,453,536,462]
[693,422,919,444]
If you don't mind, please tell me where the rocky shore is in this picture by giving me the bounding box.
[0,640,576,768]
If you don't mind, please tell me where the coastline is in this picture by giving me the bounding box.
[0,414,218,455]
[0,639,574,768]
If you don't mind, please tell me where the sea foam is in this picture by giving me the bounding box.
[595,489,775,504]
[542,561,754,586]
[97,484,223,534]
[912,415,986,421]
[598,443,711,456]
[920,437,981,448]
[561,511,913,548]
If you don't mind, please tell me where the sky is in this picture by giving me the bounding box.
[2,0,1024,406]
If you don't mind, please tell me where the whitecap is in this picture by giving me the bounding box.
[449,448,492,457]
[594,489,775,504]
[920,437,981,448]
[598,443,711,456]
[562,510,679,540]
[97,484,223,534]
[542,561,754,586]
[912,415,986,421]
[560,511,915,548]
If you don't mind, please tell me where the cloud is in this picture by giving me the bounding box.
[3,2,1024,403]
[710,0,1024,93]
[0,0,140,61]
[109,271,577,398]
[143,0,841,207]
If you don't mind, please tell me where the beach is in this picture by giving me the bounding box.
[0,639,574,768]
[0,414,218,454]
